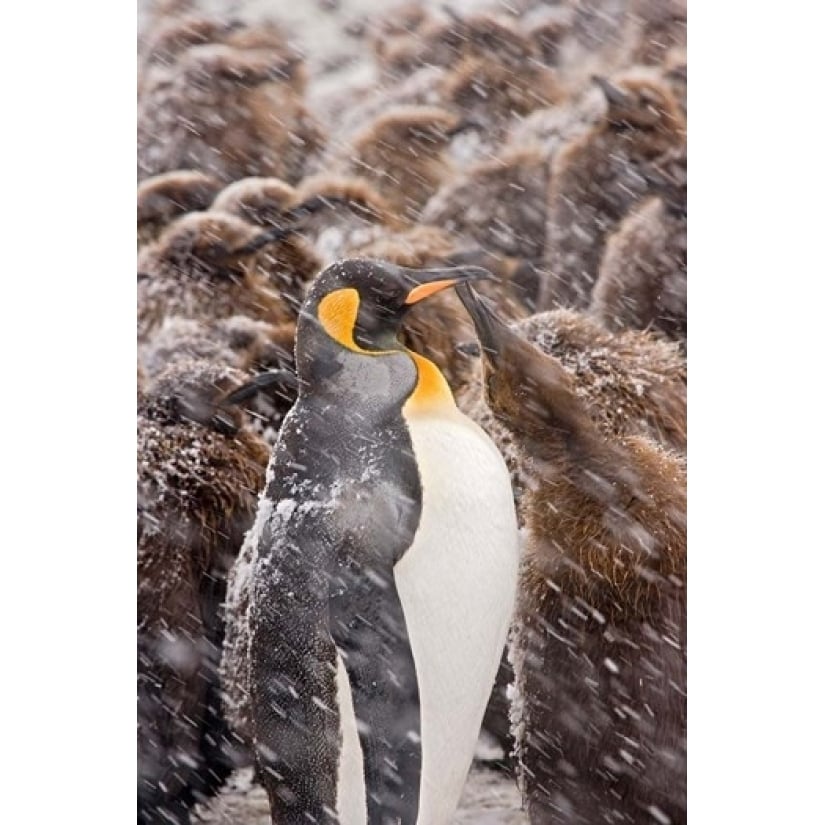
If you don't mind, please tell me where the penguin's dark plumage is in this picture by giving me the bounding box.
[457,286,686,824]
[223,259,519,825]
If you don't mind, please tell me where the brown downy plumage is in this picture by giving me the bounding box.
[140,315,298,446]
[210,177,323,322]
[664,47,687,118]
[210,176,297,226]
[338,105,465,225]
[138,14,238,94]
[139,315,295,382]
[137,212,294,343]
[138,360,270,825]
[137,41,323,185]
[439,55,563,144]
[137,169,222,247]
[368,2,434,76]
[288,174,400,265]
[456,285,686,825]
[421,146,552,306]
[389,12,541,76]
[377,14,565,150]
[457,304,686,521]
[523,5,573,68]
[623,0,687,67]
[590,194,687,342]
[561,0,631,83]
[539,71,686,311]
[514,308,686,451]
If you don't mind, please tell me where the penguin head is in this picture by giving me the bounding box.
[296,258,490,390]
[593,74,684,133]
[456,283,580,439]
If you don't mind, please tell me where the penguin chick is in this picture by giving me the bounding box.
[138,13,237,95]
[590,195,687,342]
[439,55,564,145]
[563,0,630,82]
[137,212,293,342]
[421,146,551,264]
[139,14,294,88]
[368,1,433,74]
[457,284,686,825]
[141,313,299,449]
[137,42,323,185]
[624,0,687,66]
[210,177,323,322]
[514,308,686,452]
[504,84,605,165]
[139,315,295,382]
[339,105,464,225]
[137,169,222,247]
[523,5,574,68]
[289,174,400,265]
[326,63,448,149]
[413,12,541,75]
[210,176,297,226]
[456,303,686,523]
[539,71,686,311]
[664,47,687,118]
[138,360,270,825]
[223,258,518,825]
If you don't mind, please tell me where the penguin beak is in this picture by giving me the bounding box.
[446,116,485,137]
[228,198,335,256]
[455,283,510,366]
[402,265,491,305]
[592,75,631,108]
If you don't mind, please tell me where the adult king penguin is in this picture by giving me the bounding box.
[241,258,520,825]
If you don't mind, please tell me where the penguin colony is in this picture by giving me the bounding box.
[136,0,687,823]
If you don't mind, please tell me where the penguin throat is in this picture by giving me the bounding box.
[403,351,456,414]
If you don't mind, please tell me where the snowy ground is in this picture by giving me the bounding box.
[194,765,528,825]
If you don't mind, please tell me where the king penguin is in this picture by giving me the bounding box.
[240,258,520,825]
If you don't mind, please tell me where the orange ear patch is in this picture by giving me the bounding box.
[404,278,459,305]
[317,288,364,352]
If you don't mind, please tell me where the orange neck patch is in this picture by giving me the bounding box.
[403,351,455,414]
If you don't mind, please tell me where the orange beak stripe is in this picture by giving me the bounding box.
[404,278,459,305]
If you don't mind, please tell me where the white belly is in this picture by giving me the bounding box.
[395,409,520,825]
[335,652,368,825]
